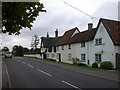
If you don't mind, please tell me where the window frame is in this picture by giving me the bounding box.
[68,44,71,49]
[68,53,72,61]
[61,45,64,50]
[95,54,102,62]
[81,41,85,47]
[81,54,86,62]
[95,38,102,45]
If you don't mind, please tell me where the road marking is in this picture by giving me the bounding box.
[21,62,25,64]
[37,69,52,77]
[4,62,12,88]
[27,64,34,68]
[61,80,80,89]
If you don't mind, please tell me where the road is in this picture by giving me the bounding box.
[2,57,118,89]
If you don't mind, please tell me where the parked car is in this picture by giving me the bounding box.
[5,51,12,58]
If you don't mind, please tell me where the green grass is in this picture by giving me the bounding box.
[25,56,104,71]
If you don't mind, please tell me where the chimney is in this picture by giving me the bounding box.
[88,23,93,30]
[47,32,49,37]
[55,29,58,38]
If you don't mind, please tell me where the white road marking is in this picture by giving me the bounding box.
[21,62,25,64]
[61,80,80,89]
[37,69,52,77]
[4,62,12,88]
[27,64,34,68]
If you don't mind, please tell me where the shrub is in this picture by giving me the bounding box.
[100,61,113,70]
[78,62,87,66]
[72,58,80,64]
[92,62,98,68]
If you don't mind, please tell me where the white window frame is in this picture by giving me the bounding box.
[68,54,72,61]
[57,46,59,51]
[61,45,64,50]
[68,44,71,49]
[81,42,85,47]
[95,54,102,62]
[95,38,102,45]
[81,54,86,62]
[52,54,54,58]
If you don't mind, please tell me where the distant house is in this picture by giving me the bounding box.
[40,30,61,59]
[40,18,120,69]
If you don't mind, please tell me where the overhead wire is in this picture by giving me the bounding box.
[60,0,99,20]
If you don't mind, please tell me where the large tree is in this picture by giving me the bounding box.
[31,34,39,49]
[2,46,9,52]
[2,2,46,35]
[12,45,24,56]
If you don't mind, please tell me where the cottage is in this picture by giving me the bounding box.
[40,18,120,69]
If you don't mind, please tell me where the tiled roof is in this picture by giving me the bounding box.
[100,18,120,45]
[56,27,79,46]
[41,37,55,48]
[68,28,96,44]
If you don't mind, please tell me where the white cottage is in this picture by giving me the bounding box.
[40,18,120,69]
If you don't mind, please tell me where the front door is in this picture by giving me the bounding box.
[43,54,46,59]
[59,54,61,62]
[116,53,120,69]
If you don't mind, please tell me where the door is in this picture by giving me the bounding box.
[43,54,46,59]
[59,54,61,62]
[116,53,120,69]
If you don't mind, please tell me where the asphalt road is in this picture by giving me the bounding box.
[3,57,118,89]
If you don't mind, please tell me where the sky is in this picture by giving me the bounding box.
[0,0,119,51]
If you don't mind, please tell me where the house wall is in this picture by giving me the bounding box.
[55,45,75,64]
[69,22,119,69]
[91,22,118,68]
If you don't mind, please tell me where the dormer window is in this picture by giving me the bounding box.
[81,42,85,47]
[95,38,102,45]
[68,44,71,49]
[61,45,64,50]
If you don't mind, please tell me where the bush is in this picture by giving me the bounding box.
[92,62,98,68]
[72,58,80,64]
[78,62,87,66]
[100,61,113,70]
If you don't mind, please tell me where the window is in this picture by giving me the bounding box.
[57,46,59,51]
[81,42,85,47]
[52,54,54,58]
[68,44,71,49]
[54,46,56,52]
[81,54,86,62]
[47,54,49,58]
[95,54,102,62]
[95,38,102,45]
[61,45,64,50]
[68,54,72,61]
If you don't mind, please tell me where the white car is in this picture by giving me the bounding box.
[5,52,12,58]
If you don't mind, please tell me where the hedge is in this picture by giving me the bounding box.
[100,61,113,70]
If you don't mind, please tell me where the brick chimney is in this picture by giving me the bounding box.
[55,29,58,38]
[47,32,49,37]
[88,23,93,30]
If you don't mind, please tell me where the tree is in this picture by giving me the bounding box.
[23,47,29,54]
[12,45,24,56]
[2,46,9,52]
[31,35,39,49]
[2,2,46,35]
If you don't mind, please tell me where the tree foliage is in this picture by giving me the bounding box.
[2,46,9,52]
[31,34,39,49]
[2,2,46,35]
[12,45,24,56]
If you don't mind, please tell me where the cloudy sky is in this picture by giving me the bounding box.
[0,0,119,51]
